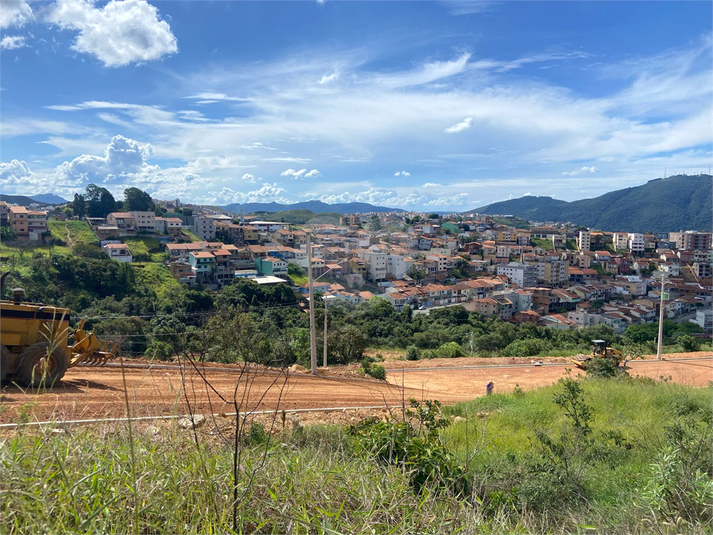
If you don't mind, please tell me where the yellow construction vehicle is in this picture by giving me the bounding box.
[0,272,118,387]
[572,339,623,370]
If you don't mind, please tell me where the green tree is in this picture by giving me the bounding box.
[123,187,155,212]
[72,193,86,219]
[85,184,117,218]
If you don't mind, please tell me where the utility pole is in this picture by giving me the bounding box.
[323,298,328,368]
[656,272,667,361]
[307,233,317,375]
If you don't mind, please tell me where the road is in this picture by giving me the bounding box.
[0,352,710,424]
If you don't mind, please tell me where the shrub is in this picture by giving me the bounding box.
[677,334,700,352]
[367,364,386,380]
[585,358,622,378]
[437,341,464,358]
[502,338,550,357]
[405,345,420,361]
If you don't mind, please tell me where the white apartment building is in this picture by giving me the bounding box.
[497,262,537,288]
[690,309,713,334]
[577,229,591,252]
[628,233,645,253]
[387,254,413,279]
[362,251,387,282]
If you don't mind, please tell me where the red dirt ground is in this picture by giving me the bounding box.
[1,352,710,424]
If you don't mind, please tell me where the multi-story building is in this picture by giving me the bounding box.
[26,210,48,239]
[130,211,155,233]
[107,212,136,236]
[497,262,537,288]
[193,216,216,240]
[363,251,387,282]
[613,232,629,251]
[690,308,713,334]
[0,201,10,227]
[628,233,645,253]
[8,205,28,237]
[669,231,712,252]
[577,229,591,252]
[189,251,216,282]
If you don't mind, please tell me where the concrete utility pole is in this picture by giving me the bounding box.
[656,272,667,361]
[323,299,328,368]
[307,233,317,375]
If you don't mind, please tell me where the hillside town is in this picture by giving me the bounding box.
[5,196,709,336]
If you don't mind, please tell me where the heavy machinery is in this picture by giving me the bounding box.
[0,272,118,387]
[572,339,623,370]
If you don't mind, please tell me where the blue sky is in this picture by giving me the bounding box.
[1,0,711,210]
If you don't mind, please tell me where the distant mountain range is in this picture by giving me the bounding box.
[0,193,67,206]
[221,200,405,215]
[471,174,712,233]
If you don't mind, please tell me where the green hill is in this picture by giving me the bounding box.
[472,174,712,232]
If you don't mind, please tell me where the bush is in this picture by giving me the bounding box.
[367,364,386,380]
[585,358,622,378]
[502,338,551,357]
[405,345,420,361]
[437,341,464,358]
[677,334,700,352]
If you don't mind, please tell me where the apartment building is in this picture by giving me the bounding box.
[497,262,537,288]
[613,232,629,251]
[193,216,216,240]
[130,211,155,233]
[577,229,591,252]
[8,205,28,237]
[628,233,645,253]
[107,212,136,236]
[669,231,712,251]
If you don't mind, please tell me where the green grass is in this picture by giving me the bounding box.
[133,262,182,297]
[47,220,98,246]
[124,237,166,262]
[530,237,554,250]
[182,229,202,242]
[2,377,710,534]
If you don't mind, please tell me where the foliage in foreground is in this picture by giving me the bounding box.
[2,377,711,534]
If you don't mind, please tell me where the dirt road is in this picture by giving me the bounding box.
[1,353,710,424]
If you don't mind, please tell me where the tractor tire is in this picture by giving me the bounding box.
[0,345,11,382]
[16,343,69,388]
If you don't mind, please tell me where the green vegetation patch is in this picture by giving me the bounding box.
[530,237,554,250]
[47,220,98,246]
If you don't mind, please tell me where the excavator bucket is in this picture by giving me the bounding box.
[69,319,120,367]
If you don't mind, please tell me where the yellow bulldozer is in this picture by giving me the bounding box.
[0,272,118,387]
[572,339,623,370]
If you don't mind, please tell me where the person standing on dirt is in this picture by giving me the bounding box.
[486,381,494,395]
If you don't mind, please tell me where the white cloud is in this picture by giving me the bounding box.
[0,35,26,50]
[241,173,262,183]
[445,117,473,133]
[319,72,338,84]
[423,182,441,187]
[46,0,178,67]
[281,168,307,178]
[304,169,321,178]
[562,165,597,176]
[208,183,287,205]
[56,135,156,184]
[0,0,33,29]
[394,170,411,177]
[0,159,32,182]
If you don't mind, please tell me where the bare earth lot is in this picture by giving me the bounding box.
[1,352,710,424]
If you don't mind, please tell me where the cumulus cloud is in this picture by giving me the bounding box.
[0,0,33,29]
[0,35,26,50]
[46,0,178,67]
[56,135,156,184]
[445,117,473,133]
[281,168,306,178]
[304,169,321,178]
[562,165,597,176]
[210,183,287,204]
[241,173,262,183]
[394,170,411,177]
[422,182,441,187]
[0,159,32,182]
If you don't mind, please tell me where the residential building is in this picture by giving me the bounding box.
[8,205,28,237]
[613,232,629,251]
[497,262,537,288]
[102,243,132,262]
[577,229,591,252]
[690,308,713,334]
[188,251,216,282]
[26,210,48,240]
[193,216,216,240]
[107,212,136,236]
[130,211,155,233]
[255,256,288,276]
[669,231,712,252]
[628,233,645,253]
